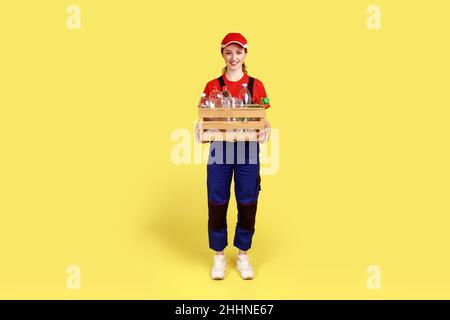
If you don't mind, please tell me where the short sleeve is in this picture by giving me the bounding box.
[203,82,212,98]
[198,82,212,108]
[254,79,271,109]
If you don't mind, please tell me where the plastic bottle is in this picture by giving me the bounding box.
[238,83,252,132]
[238,83,252,105]
[199,93,208,108]
[221,86,232,127]
[222,86,231,106]
[260,97,270,107]
[208,87,223,108]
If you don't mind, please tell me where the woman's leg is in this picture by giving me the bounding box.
[233,141,261,251]
[207,142,234,252]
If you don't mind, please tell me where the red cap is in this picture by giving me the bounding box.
[221,33,248,50]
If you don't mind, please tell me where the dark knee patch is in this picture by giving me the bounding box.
[237,202,257,230]
[208,202,229,230]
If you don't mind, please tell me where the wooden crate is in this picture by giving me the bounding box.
[197,105,268,142]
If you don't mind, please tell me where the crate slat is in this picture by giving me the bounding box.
[198,105,268,142]
[202,120,264,130]
[199,108,265,118]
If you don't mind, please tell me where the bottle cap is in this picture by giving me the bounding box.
[242,83,248,87]
[262,97,270,104]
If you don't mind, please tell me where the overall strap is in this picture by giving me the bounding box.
[217,76,225,90]
[248,76,254,97]
[217,75,254,97]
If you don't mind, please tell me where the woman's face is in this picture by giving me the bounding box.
[222,44,246,72]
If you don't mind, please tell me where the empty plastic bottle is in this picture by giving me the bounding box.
[238,83,252,105]
[199,93,208,108]
[221,86,233,127]
[208,87,223,108]
[238,83,252,132]
[221,86,231,107]
[260,97,270,106]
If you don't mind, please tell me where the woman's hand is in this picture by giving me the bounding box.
[260,118,271,143]
[194,121,201,143]
[195,121,210,143]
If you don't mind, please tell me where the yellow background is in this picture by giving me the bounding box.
[1,0,449,299]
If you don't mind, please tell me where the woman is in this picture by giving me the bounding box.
[201,33,271,280]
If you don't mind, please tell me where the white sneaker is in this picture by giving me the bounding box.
[211,254,226,280]
[236,254,254,280]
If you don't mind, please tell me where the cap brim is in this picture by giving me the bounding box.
[221,41,247,49]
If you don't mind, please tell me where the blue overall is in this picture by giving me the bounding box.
[207,140,261,251]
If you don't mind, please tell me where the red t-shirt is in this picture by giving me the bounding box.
[202,73,271,109]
